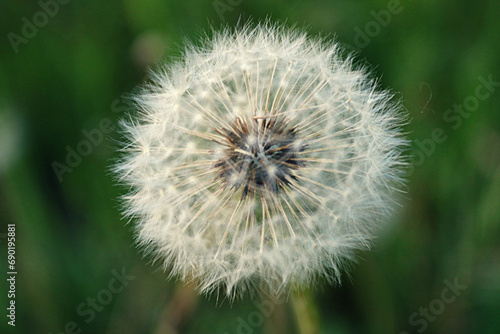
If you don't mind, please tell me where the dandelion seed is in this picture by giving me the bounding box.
[115,22,407,298]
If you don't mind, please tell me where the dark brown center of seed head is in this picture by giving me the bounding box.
[214,116,307,198]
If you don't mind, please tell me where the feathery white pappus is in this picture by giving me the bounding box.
[114,22,407,298]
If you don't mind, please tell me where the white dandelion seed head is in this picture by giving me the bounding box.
[115,22,407,299]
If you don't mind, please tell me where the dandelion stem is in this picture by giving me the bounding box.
[290,289,321,334]
[153,282,198,334]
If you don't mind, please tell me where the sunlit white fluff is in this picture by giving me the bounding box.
[115,22,407,298]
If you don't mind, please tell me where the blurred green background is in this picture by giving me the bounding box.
[1,0,499,333]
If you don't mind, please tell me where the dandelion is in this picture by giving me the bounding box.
[115,22,406,298]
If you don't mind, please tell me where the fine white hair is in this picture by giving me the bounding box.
[114,22,407,299]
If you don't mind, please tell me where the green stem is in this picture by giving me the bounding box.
[154,282,199,334]
[290,289,321,334]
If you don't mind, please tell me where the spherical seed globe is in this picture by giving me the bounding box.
[115,23,407,298]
